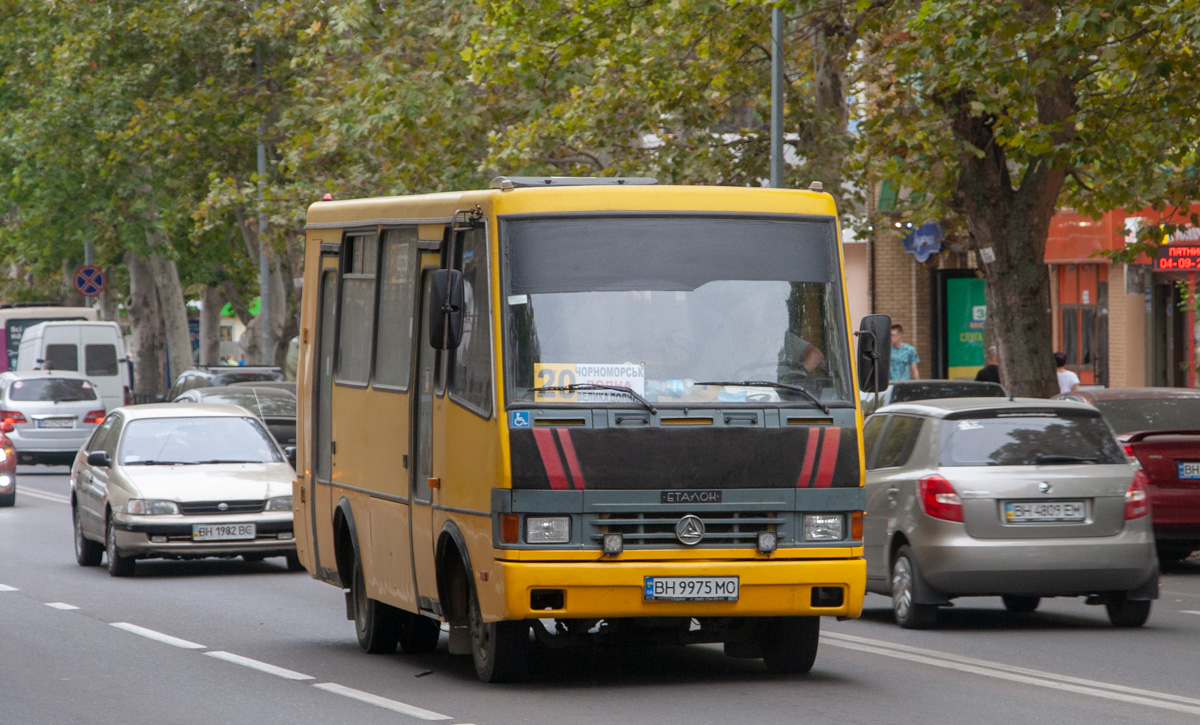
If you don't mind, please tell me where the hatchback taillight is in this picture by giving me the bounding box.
[83,410,106,425]
[919,475,963,522]
[0,411,26,425]
[1124,469,1150,520]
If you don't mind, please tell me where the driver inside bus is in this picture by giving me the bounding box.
[777,329,824,383]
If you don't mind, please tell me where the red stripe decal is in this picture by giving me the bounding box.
[796,427,821,487]
[556,429,587,490]
[814,429,841,488]
[532,428,569,490]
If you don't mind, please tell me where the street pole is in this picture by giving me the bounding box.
[255,20,271,366]
[770,6,785,189]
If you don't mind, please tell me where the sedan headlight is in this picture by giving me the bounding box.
[526,516,570,544]
[127,499,180,515]
[265,495,292,512]
[803,513,845,541]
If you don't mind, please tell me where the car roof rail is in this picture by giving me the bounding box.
[490,176,659,190]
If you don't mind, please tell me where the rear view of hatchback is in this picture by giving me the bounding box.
[0,371,106,465]
[863,399,1157,629]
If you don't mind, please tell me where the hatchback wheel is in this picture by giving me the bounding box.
[892,546,938,629]
[1106,597,1151,628]
[0,487,14,507]
[1002,596,1040,614]
[105,517,135,577]
[74,505,103,566]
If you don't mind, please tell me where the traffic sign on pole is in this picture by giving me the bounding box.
[74,265,106,297]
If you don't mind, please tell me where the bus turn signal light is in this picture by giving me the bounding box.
[500,514,519,544]
[851,511,863,541]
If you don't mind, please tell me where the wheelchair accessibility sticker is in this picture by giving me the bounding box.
[510,411,531,428]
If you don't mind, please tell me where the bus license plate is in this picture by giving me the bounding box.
[644,576,738,602]
[1179,462,1200,479]
[1004,501,1085,522]
[192,523,256,541]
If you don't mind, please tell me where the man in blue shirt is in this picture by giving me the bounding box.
[890,323,920,381]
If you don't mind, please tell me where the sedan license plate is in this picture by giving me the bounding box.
[1004,501,1085,523]
[644,576,738,602]
[1179,462,1200,479]
[37,418,73,429]
[192,523,256,541]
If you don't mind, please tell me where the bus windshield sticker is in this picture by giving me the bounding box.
[534,363,645,402]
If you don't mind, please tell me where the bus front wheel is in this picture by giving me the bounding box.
[759,616,820,674]
[468,587,528,683]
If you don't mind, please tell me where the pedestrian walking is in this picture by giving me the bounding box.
[1055,351,1080,394]
[889,324,920,382]
[975,345,1001,383]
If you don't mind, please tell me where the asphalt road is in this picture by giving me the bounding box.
[5,468,1200,725]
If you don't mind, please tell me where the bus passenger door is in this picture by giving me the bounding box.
[410,266,441,612]
[309,261,339,580]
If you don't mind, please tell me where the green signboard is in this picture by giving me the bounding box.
[946,277,986,378]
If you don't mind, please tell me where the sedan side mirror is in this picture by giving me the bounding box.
[284,446,297,470]
[856,314,892,394]
[86,451,111,468]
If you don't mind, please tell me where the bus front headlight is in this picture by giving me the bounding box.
[526,516,570,544]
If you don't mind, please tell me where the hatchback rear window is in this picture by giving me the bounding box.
[939,411,1125,466]
[1094,398,1200,435]
[9,378,98,402]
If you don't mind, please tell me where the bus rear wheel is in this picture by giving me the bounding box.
[759,616,820,674]
[351,556,399,654]
[468,586,527,683]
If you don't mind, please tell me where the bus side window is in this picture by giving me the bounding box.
[336,232,379,385]
[448,226,493,416]
[373,228,418,390]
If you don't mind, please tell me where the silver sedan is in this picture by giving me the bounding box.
[863,398,1158,629]
[70,404,298,577]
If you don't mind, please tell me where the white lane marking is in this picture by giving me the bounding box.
[45,602,79,610]
[1182,610,1200,615]
[0,584,17,592]
[205,651,314,680]
[110,622,206,650]
[19,488,70,504]
[825,632,1200,715]
[313,683,452,721]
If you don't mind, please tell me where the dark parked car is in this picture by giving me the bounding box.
[1056,387,1200,562]
[167,366,284,402]
[863,379,1007,415]
[172,385,296,446]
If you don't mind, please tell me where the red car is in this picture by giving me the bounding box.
[0,420,15,506]
[1057,388,1200,561]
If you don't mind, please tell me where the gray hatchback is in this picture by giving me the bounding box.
[863,398,1158,629]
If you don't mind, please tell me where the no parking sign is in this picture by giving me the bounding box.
[74,265,106,297]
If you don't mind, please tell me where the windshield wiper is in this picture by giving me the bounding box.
[1034,454,1098,464]
[528,383,657,414]
[122,460,186,466]
[191,459,263,465]
[694,380,830,414]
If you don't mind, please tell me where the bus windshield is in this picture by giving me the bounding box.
[502,215,853,406]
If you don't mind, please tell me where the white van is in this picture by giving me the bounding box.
[16,321,130,410]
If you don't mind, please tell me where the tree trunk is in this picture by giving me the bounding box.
[199,286,223,366]
[124,251,166,398]
[136,165,195,386]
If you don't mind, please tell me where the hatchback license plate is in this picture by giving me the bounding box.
[192,523,256,541]
[1179,462,1200,479]
[644,576,739,601]
[1004,501,1085,522]
[37,418,73,429]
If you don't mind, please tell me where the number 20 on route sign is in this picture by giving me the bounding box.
[74,265,106,297]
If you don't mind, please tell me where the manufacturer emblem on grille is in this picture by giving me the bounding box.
[675,515,705,545]
[217,502,229,511]
[1038,482,1052,494]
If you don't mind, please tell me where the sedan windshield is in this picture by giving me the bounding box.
[939,412,1125,466]
[502,215,853,405]
[1094,398,1200,435]
[118,417,283,466]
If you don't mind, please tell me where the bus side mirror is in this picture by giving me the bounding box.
[856,315,892,393]
[429,269,465,351]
